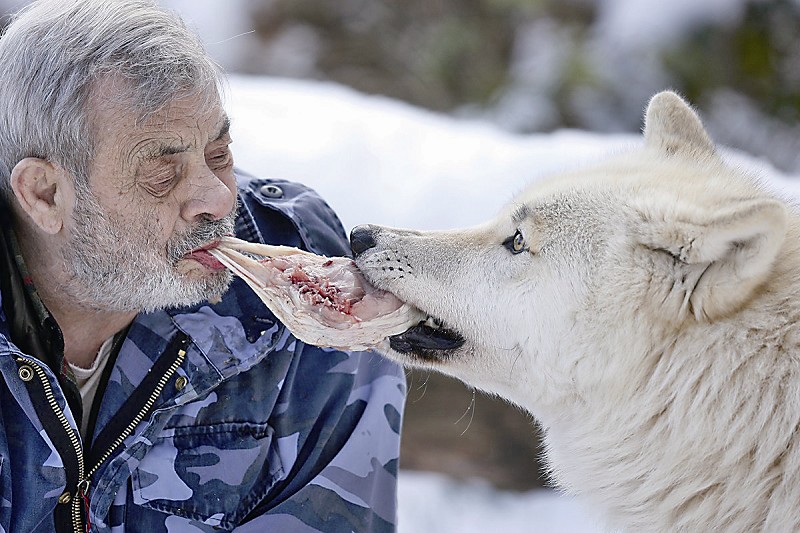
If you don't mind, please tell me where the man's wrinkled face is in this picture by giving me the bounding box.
[60,84,238,312]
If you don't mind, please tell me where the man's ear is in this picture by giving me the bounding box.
[637,198,787,321]
[9,157,71,234]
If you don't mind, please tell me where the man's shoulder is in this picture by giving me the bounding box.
[235,169,351,257]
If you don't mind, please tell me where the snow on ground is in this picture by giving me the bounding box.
[397,471,603,533]
[225,74,797,532]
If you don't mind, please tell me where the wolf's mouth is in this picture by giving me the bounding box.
[389,316,465,359]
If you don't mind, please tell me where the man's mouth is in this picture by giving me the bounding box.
[184,240,226,272]
[389,315,465,360]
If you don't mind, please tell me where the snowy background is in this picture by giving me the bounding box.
[0,1,797,530]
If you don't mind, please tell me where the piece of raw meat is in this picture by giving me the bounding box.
[210,236,424,350]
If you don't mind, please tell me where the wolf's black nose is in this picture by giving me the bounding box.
[350,225,377,256]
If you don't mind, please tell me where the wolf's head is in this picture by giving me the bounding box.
[352,91,788,419]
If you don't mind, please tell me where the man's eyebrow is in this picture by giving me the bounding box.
[139,141,191,161]
[212,115,231,142]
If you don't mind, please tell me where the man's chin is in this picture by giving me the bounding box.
[146,270,233,312]
[192,269,233,304]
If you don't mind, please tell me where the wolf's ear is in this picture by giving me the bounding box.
[643,91,715,157]
[638,198,787,321]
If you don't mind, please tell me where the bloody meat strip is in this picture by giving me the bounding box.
[209,237,425,350]
[269,257,361,316]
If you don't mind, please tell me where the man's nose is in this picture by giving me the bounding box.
[181,168,236,222]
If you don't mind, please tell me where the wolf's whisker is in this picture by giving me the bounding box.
[409,371,431,403]
[455,390,476,436]
[509,344,524,378]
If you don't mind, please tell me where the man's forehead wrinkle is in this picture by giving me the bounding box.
[95,94,227,177]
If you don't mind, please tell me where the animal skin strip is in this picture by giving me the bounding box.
[210,236,424,350]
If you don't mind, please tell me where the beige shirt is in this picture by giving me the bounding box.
[68,336,115,441]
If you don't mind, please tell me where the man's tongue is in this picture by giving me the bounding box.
[186,249,226,271]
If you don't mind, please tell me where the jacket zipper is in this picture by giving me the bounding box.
[18,347,186,532]
[17,357,86,532]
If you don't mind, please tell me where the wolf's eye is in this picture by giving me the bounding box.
[503,230,527,254]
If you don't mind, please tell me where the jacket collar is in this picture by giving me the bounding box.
[0,209,66,377]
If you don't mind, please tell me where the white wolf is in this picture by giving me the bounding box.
[351,91,800,532]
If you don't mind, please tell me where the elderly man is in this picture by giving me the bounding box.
[0,0,405,531]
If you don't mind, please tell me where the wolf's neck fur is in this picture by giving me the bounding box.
[540,230,800,531]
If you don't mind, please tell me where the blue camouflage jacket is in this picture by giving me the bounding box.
[0,172,406,532]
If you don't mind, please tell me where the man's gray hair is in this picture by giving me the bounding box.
[0,0,224,196]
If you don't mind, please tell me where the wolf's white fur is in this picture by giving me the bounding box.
[355,91,800,532]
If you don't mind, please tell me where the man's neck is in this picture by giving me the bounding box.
[55,306,135,369]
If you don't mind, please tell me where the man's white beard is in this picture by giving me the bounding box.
[61,187,235,313]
